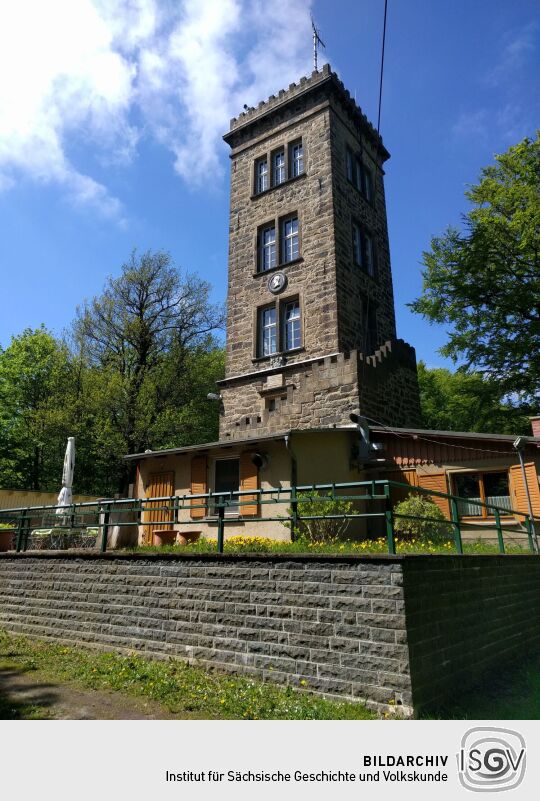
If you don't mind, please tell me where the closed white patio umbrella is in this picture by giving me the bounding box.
[56,436,75,515]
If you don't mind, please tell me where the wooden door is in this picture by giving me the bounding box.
[143,471,174,544]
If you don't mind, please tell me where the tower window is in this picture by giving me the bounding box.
[256,297,302,358]
[362,166,373,202]
[255,157,269,193]
[256,214,300,272]
[362,299,378,355]
[273,150,285,186]
[283,300,301,350]
[253,138,305,197]
[346,148,354,182]
[346,147,374,202]
[282,216,299,263]
[290,141,304,178]
[352,222,376,277]
[259,305,277,356]
[259,224,277,271]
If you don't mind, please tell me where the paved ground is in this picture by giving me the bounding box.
[0,665,195,720]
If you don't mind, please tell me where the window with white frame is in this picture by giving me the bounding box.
[273,150,285,185]
[290,141,304,178]
[256,213,300,272]
[256,157,269,193]
[253,138,304,195]
[259,305,277,356]
[283,300,301,350]
[282,216,299,263]
[257,298,302,358]
[259,224,276,271]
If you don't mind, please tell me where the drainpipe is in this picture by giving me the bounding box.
[513,437,539,553]
[285,433,298,541]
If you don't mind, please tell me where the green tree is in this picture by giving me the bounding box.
[417,361,531,434]
[411,133,540,404]
[0,327,72,489]
[74,250,225,486]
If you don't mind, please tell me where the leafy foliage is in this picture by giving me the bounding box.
[0,251,225,494]
[393,493,452,541]
[282,491,354,543]
[411,133,540,405]
[417,361,531,434]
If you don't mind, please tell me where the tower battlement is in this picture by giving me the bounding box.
[225,63,389,160]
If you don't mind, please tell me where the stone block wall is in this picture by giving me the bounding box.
[0,553,411,713]
[219,340,421,440]
[403,555,540,709]
[2,553,538,714]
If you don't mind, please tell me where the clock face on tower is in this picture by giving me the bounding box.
[267,272,287,294]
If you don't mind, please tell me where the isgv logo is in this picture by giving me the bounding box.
[457,727,526,792]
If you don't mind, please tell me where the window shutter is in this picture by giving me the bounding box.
[190,456,207,520]
[509,463,540,517]
[239,452,259,518]
[416,472,450,519]
[142,471,175,545]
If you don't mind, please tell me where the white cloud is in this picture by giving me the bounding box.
[0,0,315,220]
[486,21,538,87]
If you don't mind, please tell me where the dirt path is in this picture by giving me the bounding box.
[0,665,197,720]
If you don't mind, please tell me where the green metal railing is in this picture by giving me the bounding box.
[0,479,537,555]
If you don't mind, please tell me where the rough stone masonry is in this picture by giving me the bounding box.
[1,552,540,715]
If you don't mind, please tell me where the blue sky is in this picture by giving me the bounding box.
[0,0,538,368]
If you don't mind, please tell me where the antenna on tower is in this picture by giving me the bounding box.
[311,16,326,72]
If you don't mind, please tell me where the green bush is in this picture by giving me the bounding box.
[283,491,354,543]
[393,493,451,541]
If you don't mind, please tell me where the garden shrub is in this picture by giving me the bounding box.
[393,493,452,541]
[283,491,354,543]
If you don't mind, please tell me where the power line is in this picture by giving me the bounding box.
[363,415,514,457]
[377,0,388,135]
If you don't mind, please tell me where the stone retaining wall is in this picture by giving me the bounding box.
[0,553,539,715]
[0,553,410,713]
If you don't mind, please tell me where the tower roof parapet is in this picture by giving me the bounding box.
[224,63,389,160]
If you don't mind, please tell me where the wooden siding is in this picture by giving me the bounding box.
[378,432,515,467]
[417,472,451,519]
[509,463,540,518]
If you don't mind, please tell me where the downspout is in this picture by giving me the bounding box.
[516,447,539,553]
[285,433,298,541]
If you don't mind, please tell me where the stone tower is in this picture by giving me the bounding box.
[218,64,421,440]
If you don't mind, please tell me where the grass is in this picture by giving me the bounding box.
[124,534,530,557]
[0,630,376,720]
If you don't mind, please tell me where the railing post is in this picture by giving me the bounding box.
[525,516,535,553]
[384,483,396,555]
[290,484,298,542]
[100,504,110,553]
[494,508,505,554]
[217,497,225,554]
[16,509,27,553]
[450,498,463,554]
